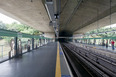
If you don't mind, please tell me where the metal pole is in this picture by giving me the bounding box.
[15,37,18,57]
[40,39,41,46]
[2,45,3,58]
[32,38,34,50]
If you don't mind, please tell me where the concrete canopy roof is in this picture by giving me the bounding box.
[0,0,116,37]
[0,0,53,33]
[60,0,116,35]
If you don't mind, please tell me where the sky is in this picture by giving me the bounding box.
[105,24,116,28]
[0,13,20,24]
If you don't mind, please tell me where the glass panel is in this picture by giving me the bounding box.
[0,36,14,62]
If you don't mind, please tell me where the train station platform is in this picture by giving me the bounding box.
[0,42,72,77]
[79,43,116,52]
[72,42,116,52]
[71,42,116,59]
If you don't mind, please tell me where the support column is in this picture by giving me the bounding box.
[32,38,34,50]
[40,39,41,46]
[93,39,96,45]
[102,39,105,46]
[14,37,18,57]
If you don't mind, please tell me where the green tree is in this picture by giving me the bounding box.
[0,21,7,29]
[86,27,116,38]
[6,22,41,35]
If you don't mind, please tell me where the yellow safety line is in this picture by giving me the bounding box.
[55,42,61,77]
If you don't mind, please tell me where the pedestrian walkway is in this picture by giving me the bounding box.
[0,43,57,77]
[0,42,72,77]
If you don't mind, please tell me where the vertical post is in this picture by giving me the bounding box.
[39,39,40,46]
[45,39,47,44]
[89,39,90,44]
[32,38,34,50]
[43,39,45,45]
[2,45,3,58]
[102,39,104,46]
[42,39,43,45]
[94,39,96,45]
[41,39,42,45]
[40,39,42,46]
[44,39,45,44]
[15,37,18,57]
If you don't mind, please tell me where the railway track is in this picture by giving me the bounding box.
[61,43,116,77]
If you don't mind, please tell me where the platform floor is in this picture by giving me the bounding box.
[0,43,57,77]
[76,43,116,53]
[71,42,116,59]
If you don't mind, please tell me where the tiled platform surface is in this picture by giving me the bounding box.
[0,43,57,77]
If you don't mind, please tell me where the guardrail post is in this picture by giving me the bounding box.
[15,37,18,57]
[32,38,34,50]
[1,45,3,58]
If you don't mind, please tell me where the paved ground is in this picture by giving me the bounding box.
[72,42,116,59]
[0,42,57,77]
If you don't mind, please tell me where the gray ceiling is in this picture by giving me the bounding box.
[60,0,116,34]
[0,0,116,37]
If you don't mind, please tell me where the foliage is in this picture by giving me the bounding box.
[0,21,7,29]
[6,22,40,35]
[85,27,116,38]
[0,21,41,43]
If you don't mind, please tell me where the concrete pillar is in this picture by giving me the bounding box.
[44,39,45,44]
[93,39,96,45]
[32,38,34,50]
[39,39,40,46]
[102,39,105,46]
[41,39,42,46]
[14,37,18,57]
